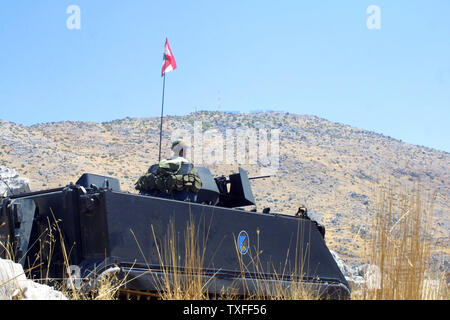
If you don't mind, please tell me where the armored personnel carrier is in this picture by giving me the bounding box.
[0,166,350,299]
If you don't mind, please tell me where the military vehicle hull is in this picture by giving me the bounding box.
[0,172,350,299]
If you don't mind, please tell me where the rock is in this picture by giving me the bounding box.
[0,258,67,300]
[430,253,449,273]
[307,209,322,224]
[348,192,369,206]
[329,213,343,226]
[330,250,362,283]
[0,166,31,197]
[361,264,381,289]
[350,224,367,239]
[329,250,380,289]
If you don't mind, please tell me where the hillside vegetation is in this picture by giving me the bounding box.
[0,111,448,270]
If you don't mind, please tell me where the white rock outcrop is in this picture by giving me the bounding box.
[330,250,380,289]
[0,167,66,299]
[0,166,31,197]
[0,258,67,300]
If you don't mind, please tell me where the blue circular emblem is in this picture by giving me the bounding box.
[238,230,249,255]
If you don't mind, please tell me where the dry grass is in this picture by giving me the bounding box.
[150,218,210,300]
[1,209,123,300]
[230,223,318,300]
[352,185,449,300]
[2,185,447,300]
[148,216,319,300]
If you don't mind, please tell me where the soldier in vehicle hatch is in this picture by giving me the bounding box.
[168,139,190,164]
[135,140,202,202]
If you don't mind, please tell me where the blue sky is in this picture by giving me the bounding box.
[0,1,449,152]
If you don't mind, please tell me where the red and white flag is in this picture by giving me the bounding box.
[161,38,177,77]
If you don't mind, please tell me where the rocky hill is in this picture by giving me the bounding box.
[0,112,448,268]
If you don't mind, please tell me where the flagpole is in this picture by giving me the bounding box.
[158,38,176,162]
[158,71,166,162]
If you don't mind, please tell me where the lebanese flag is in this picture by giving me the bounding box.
[161,38,177,77]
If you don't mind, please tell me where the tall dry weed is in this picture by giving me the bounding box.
[151,216,319,300]
[151,217,209,300]
[354,185,448,300]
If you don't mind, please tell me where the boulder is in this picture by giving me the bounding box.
[0,258,67,300]
[0,166,31,197]
[330,250,380,289]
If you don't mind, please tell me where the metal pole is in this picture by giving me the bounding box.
[158,71,166,162]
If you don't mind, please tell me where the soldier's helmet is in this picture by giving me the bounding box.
[171,139,189,156]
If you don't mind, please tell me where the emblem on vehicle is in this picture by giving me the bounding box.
[238,230,249,255]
